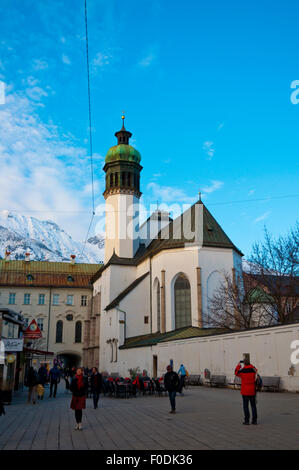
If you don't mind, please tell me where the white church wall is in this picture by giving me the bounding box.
[152,323,299,391]
[117,274,151,339]
[151,247,200,331]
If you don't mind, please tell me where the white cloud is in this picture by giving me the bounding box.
[62,54,71,65]
[33,59,48,71]
[93,52,111,70]
[254,211,271,224]
[138,52,156,68]
[147,182,197,204]
[248,189,255,196]
[0,89,97,239]
[201,180,224,194]
[203,140,215,159]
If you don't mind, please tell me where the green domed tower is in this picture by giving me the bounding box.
[103,116,142,263]
[103,115,142,199]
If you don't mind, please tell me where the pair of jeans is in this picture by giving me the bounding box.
[28,385,37,403]
[178,375,185,393]
[75,409,82,423]
[93,392,100,409]
[50,380,58,397]
[242,395,257,423]
[168,391,176,411]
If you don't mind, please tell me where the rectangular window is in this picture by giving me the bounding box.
[9,293,16,305]
[81,295,87,306]
[53,294,59,306]
[24,318,29,327]
[38,294,45,305]
[144,316,149,324]
[24,293,31,305]
[37,318,44,331]
[66,295,73,306]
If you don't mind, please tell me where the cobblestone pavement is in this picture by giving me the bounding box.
[0,384,298,450]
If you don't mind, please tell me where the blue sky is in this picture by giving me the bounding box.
[0,0,298,257]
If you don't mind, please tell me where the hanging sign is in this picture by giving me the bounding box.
[2,338,24,352]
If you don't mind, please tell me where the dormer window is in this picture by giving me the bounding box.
[26,274,34,281]
[67,275,74,283]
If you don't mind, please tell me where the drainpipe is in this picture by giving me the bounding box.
[150,256,153,334]
[116,306,126,344]
[46,287,52,353]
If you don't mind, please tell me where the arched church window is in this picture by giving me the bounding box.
[110,173,113,187]
[115,173,118,186]
[174,274,191,329]
[75,321,82,343]
[156,280,161,332]
[127,172,131,187]
[56,320,63,343]
[121,172,125,186]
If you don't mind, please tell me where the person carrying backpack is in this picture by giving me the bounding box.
[235,358,258,425]
[49,364,60,398]
[164,365,180,414]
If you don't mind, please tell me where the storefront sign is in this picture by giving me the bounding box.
[2,338,24,352]
[6,354,16,363]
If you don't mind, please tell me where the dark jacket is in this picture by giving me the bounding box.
[70,376,88,397]
[26,368,39,387]
[50,366,60,382]
[38,366,48,385]
[164,371,180,392]
[235,363,257,396]
[90,372,102,393]
[0,390,5,416]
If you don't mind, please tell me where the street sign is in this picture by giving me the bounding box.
[2,338,24,352]
[24,320,42,339]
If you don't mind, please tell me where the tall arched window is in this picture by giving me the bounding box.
[115,172,118,186]
[156,280,161,332]
[174,274,191,329]
[56,320,63,343]
[75,321,82,343]
[127,172,131,187]
[110,173,113,187]
[121,172,125,186]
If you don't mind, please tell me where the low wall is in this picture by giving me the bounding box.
[115,323,299,392]
[155,323,299,392]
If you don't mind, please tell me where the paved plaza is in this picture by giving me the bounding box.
[0,384,298,450]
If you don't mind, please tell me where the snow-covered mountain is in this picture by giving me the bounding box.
[0,210,104,263]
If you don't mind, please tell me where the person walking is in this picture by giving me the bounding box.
[70,367,88,430]
[25,366,39,404]
[38,364,48,387]
[164,365,180,414]
[177,364,187,394]
[90,367,102,409]
[235,358,258,425]
[0,389,5,416]
[49,364,60,398]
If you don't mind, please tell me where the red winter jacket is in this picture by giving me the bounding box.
[235,363,257,396]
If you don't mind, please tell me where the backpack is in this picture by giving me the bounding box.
[255,374,263,392]
[169,372,179,390]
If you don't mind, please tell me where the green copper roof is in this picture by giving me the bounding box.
[105,144,141,164]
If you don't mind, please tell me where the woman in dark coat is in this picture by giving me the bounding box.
[70,367,88,430]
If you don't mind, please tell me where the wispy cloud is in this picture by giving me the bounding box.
[62,54,71,65]
[138,52,156,68]
[254,211,271,223]
[147,182,196,204]
[201,180,224,194]
[32,59,48,71]
[92,52,111,71]
[0,88,99,238]
[248,189,255,196]
[203,140,215,159]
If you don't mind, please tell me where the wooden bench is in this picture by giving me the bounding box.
[208,375,226,387]
[261,376,280,392]
[185,375,201,387]
[228,376,242,389]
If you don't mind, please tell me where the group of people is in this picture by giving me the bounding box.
[164,359,260,425]
[11,357,260,429]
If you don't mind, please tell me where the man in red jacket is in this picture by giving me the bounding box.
[235,358,258,425]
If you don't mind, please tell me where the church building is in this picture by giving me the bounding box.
[91,118,243,377]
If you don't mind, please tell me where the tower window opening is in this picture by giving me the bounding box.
[122,172,125,186]
[110,173,113,187]
[127,172,131,187]
[115,173,118,186]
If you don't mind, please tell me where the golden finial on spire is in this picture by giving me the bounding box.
[121,111,125,122]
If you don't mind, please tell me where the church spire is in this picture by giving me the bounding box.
[115,113,132,145]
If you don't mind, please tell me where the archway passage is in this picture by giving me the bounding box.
[174,274,192,329]
[57,353,81,370]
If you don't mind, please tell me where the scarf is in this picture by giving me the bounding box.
[76,373,84,390]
